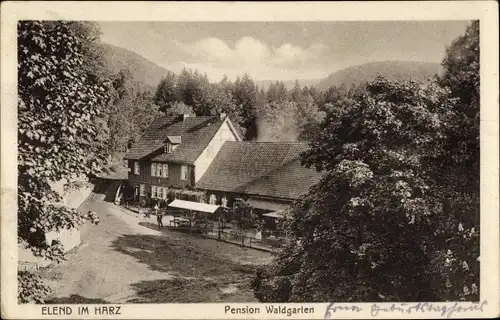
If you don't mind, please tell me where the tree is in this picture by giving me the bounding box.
[267,81,288,103]
[154,71,178,113]
[106,70,135,153]
[233,74,259,139]
[256,87,267,107]
[255,101,300,141]
[129,90,161,147]
[176,68,209,113]
[302,85,321,106]
[428,20,480,301]
[295,95,326,141]
[165,101,195,117]
[252,22,479,302]
[320,84,347,109]
[289,80,302,103]
[233,200,259,246]
[18,21,111,302]
[103,70,162,154]
[255,95,324,142]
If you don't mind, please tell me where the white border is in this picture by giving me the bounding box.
[1,1,498,319]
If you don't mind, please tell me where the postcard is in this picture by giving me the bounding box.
[1,1,499,319]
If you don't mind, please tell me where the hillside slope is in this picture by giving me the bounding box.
[316,61,442,91]
[99,43,171,88]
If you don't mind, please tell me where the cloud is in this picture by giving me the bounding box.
[274,43,328,64]
[174,36,329,72]
[176,38,234,62]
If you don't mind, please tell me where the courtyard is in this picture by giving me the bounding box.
[39,193,272,303]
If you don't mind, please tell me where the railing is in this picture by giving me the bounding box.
[214,230,284,252]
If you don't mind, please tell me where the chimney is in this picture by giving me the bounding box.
[219,113,227,120]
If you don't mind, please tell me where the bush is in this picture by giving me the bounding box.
[18,271,52,303]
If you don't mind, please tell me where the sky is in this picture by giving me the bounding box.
[98,21,471,82]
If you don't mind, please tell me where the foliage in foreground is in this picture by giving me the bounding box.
[17,21,109,303]
[252,21,479,302]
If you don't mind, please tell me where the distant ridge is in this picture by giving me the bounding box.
[316,61,442,91]
[97,44,442,94]
[99,42,171,88]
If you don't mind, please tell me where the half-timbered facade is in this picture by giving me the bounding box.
[124,113,241,201]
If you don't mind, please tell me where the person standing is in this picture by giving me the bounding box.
[155,204,163,229]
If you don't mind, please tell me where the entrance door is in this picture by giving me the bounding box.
[134,184,140,202]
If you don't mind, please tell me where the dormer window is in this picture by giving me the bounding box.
[164,143,174,153]
[164,136,181,153]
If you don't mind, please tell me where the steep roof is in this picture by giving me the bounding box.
[124,115,225,163]
[197,141,323,200]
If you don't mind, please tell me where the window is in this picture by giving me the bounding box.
[134,162,140,175]
[209,194,217,205]
[152,186,157,198]
[162,187,167,199]
[151,162,169,178]
[163,164,169,178]
[181,165,188,180]
[165,143,179,153]
[139,184,145,196]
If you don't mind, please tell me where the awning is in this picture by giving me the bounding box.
[168,199,219,213]
[246,199,290,211]
[262,211,285,219]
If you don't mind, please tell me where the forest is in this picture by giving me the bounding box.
[104,55,354,151]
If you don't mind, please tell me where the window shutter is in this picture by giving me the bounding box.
[181,165,188,180]
[151,163,156,177]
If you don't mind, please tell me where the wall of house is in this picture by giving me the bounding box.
[194,119,238,183]
[18,178,93,271]
[203,190,292,212]
[128,160,194,190]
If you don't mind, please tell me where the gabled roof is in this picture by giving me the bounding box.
[196,141,323,200]
[242,158,323,200]
[124,115,225,163]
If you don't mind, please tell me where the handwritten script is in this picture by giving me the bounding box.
[324,300,488,319]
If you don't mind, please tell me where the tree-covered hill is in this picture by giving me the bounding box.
[316,60,442,91]
[99,42,171,89]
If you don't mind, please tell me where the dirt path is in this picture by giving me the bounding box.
[42,194,272,303]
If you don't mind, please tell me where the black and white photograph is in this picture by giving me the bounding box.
[1,1,499,319]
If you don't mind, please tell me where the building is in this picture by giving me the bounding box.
[123,114,322,215]
[197,141,322,213]
[123,113,241,202]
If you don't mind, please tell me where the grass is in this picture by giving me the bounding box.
[111,232,266,302]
